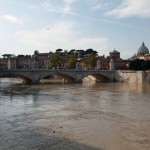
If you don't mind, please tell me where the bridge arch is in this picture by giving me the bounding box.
[9,73,33,83]
[80,72,110,83]
[40,72,76,83]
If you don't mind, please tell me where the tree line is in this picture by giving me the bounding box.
[49,48,98,69]
[129,59,150,70]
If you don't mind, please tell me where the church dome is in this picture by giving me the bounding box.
[137,42,149,56]
[34,50,39,55]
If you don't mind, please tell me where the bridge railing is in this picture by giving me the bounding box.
[0,68,111,72]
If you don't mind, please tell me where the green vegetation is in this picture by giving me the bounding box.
[49,53,62,68]
[85,48,98,55]
[129,59,150,70]
[84,53,97,68]
[68,54,77,69]
[49,48,98,69]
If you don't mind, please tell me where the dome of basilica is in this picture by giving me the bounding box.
[137,42,149,56]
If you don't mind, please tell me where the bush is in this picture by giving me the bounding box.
[129,59,150,70]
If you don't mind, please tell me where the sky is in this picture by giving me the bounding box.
[0,0,150,59]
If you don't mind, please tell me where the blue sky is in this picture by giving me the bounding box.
[0,0,150,59]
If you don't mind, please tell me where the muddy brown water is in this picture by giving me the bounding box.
[0,78,150,150]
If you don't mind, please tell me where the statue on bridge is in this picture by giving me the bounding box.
[76,61,81,69]
[96,59,101,70]
[32,50,39,69]
[109,58,115,71]
[32,61,39,69]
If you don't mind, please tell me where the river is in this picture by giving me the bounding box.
[0,78,150,150]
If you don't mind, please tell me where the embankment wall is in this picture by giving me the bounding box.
[115,70,150,83]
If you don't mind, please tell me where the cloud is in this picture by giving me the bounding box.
[85,0,102,10]
[1,14,23,24]
[106,0,150,18]
[84,0,114,12]
[63,0,78,5]
[31,0,77,15]
[0,35,4,40]
[62,0,78,14]
[14,22,109,54]
[91,4,102,11]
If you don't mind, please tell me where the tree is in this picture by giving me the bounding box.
[85,48,93,54]
[56,48,63,54]
[69,49,76,55]
[145,60,150,69]
[84,53,97,68]
[68,54,77,69]
[50,53,62,68]
[129,59,150,70]
[85,48,98,56]
[92,50,98,55]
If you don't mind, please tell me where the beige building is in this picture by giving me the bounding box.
[108,49,127,70]
[32,50,53,69]
[5,55,32,69]
[144,54,150,60]
[0,58,8,69]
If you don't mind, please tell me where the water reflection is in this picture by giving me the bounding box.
[0,79,150,150]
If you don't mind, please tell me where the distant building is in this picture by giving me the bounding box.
[108,49,127,70]
[8,51,53,69]
[17,55,32,69]
[76,50,84,59]
[137,42,149,57]
[130,42,150,60]
[97,56,109,70]
[0,58,8,69]
[0,47,132,70]
[144,54,150,60]
[32,51,52,69]
[10,56,17,69]
[109,49,120,61]
[0,54,13,69]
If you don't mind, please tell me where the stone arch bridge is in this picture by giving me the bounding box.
[0,69,115,84]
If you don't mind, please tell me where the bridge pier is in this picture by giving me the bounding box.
[28,70,41,84]
[74,79,82,83]
[30,79,41,84]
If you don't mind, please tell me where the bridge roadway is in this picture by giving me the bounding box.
[0,69,115,84]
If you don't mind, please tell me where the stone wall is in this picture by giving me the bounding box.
[115,70,150,83]
[143,71,150,83]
